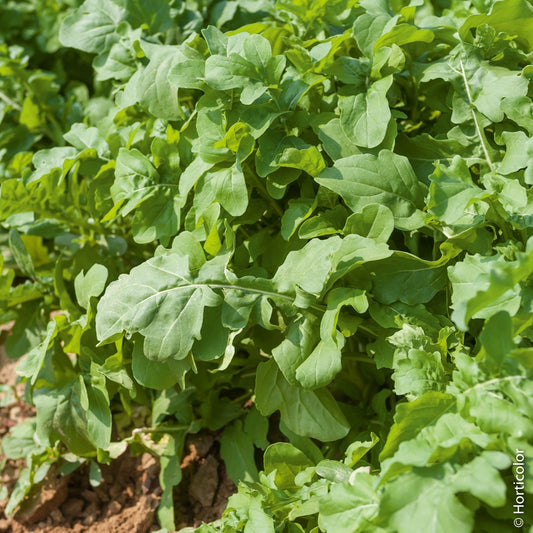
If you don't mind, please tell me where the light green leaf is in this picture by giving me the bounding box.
[344,433,380,467]
[93,41,136,82]
[380,465,473,533]
[273,237,341,297]
[16,318,64,385]
[8,229,37,280]
[83,367,112,449]
[498,131,533,175]
[381,413,492,477]
[245,498,275,533]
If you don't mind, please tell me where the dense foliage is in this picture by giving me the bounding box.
[1,0,533,531]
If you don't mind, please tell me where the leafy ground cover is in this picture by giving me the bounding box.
[1,0,533,531]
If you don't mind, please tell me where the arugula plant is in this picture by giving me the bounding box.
[1,0,533,531]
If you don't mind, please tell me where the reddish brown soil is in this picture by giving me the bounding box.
[0,331,236,532]
[176,434,236,530]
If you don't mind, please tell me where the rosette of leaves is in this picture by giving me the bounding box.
[1,0,533,531]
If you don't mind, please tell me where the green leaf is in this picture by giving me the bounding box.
[35,380,96,455]
[295,335,344,390]
[96,254,221,360]
[131,338,190,389]
[365,252,448,305]
[388,324,449,398]
[27,147,80,185]
[380,392,456,460]
[8,229,38,280]
[263,442,314,490]
[245,497,276,533]
[244,407,269,451]
[460,0,533,52]
[344,433,380,467]
[375,23,434,50]
[255,359,350,442]
[381,412,492,478]
[212,163,248,216]
[272,316,320,386]
[317,150,426,230]
[256,133,324,178]
[343,204,394,243]
[478,311,515,372]
[380,453,509,533]
[427,156,485,225]
[318,474,379,533]
[82,366,112,449]
[111,148,161,216]
[273,237,340,297]
[2,419,43,460]
[353,13,391,58]
[338,76,393,149]
[74,264,108,310]
[59,0,127,53]
[123,0,172,34]
[501,96,533,135]
[89,461,103,487]
[132,43,189,120]
[93,41,137,82]
[220,420,259,484]
[109,147,180,243]
[449,243,533,331]
[16,318,63,385]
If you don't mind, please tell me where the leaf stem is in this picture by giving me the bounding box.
[344,355,376,365]
[465,374,525,394]
[0,90,22,111]
[206,282,326,313]
[131,425,190,434]
[458,59,495,172]
[245,165,284,217]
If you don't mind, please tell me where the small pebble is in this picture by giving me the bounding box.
[50,508,64,522]
[82,515,95,526]
[106,500,122,516]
